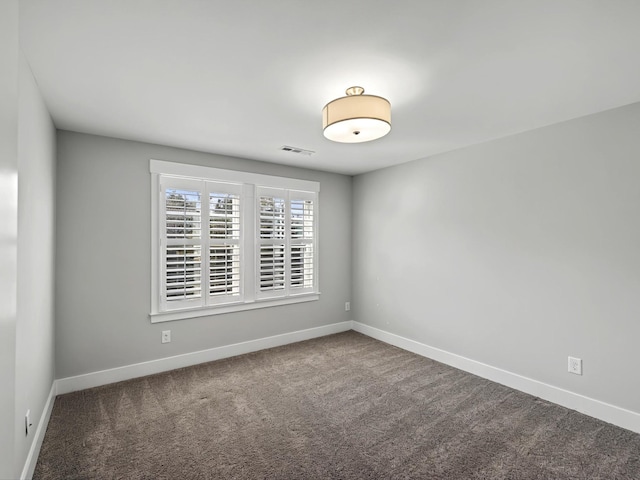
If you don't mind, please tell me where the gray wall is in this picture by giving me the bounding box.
[0,1,19,477]
[353,102,640,414]
[0,5,56,475]
[55,131,352,378]
[15,53,56,476]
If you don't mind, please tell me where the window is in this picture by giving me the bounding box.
[150,160,319,322]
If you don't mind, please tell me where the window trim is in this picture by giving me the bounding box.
[150,160,320,323]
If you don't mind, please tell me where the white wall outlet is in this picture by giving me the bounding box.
[345,301,350,312]
[568,356,582,375]
[161,330,171,344]
[25,410,32,436]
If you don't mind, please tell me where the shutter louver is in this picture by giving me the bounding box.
[166,188,202,240]
[259,245,286,291]
[166,245,202,300]
[259,196,286,239]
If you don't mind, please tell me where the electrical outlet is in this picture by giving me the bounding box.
[568,356,582,375]
[161,330,171,344]
[25,410,32,436]
[345,302,350,312]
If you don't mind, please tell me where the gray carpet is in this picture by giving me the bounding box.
[34,331,640,479]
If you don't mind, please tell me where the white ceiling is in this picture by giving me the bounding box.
[20,0,640,175]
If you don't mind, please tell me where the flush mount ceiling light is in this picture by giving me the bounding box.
[322,86,391,143]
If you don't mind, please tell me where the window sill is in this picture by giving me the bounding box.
[149,293,320,323]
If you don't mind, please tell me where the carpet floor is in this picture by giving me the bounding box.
[34,331,640,479]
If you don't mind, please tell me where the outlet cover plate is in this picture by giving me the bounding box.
[161,330,171,344]
[568,356,582,375]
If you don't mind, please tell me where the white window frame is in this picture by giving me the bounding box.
[150,160,319,323]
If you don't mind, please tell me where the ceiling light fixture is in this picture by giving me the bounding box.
[322,86,391,143]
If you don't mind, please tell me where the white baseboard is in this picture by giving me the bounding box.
[56,321,353,395]
[352,321,640,434]
[21,381,56,480]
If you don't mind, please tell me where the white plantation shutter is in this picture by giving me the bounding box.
[208,189,242,303]
[256,187,317,299]
[162,180,203,309]
[257,189,287,298]
[290,191,315,293]
[160,177,242,311]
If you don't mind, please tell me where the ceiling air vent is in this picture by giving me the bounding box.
[280,145,315,156]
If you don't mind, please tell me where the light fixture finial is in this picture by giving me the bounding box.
[345,86,365,96]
